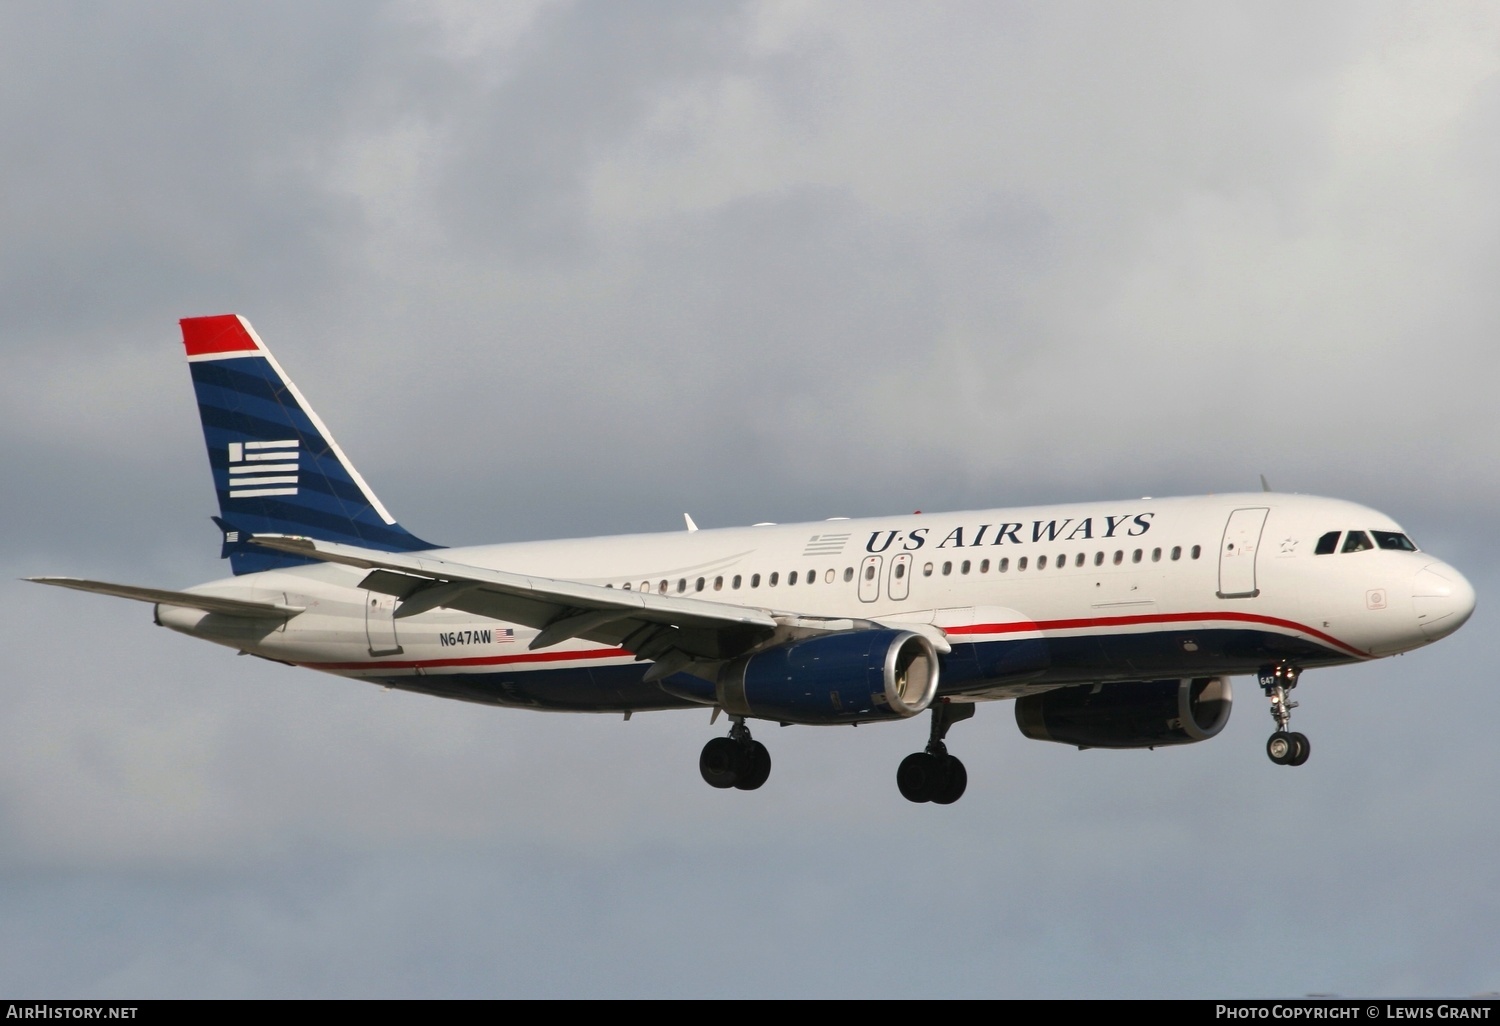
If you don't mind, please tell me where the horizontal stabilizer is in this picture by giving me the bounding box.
[27,577,304,618]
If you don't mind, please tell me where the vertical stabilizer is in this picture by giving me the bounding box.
[181,315,435,575]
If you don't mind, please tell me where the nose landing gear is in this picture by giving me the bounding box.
[699,716,771,791]
[1260,663,1310,766]
[897,701,975,804]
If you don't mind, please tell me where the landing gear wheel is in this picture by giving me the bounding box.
[1267,730,1296,766]
[931,757,967,805]
[1260,663,1310,769]
[897,752,941,803]
[898,702,977,804]
[733,741,771,791]
[700,736,743,788]
[1288,731,1310,767]
[700,718,771,791]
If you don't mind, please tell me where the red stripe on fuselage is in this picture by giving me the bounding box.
[303,610,1365,674]
[945,610,1367,658]
[303,645,633,672]
[180,315,260,357]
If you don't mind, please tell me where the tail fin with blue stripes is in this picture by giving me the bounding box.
[181,315,436,575]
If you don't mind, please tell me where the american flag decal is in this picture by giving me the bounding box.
[228,439,300,499]
[803,532,851,556]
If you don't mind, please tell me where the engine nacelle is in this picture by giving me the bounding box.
[1015,676,1232,749]
[713,629,941,725]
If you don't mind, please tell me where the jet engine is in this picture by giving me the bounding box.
[699,629,941,725]
[1014,676,1232,749]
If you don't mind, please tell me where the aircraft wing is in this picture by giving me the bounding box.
[28,577,305,617]
[250,535,782,669]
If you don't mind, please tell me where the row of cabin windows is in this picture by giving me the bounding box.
[603,543,1204,593]
[916,544,1201,577]
[613,567,857,595]
[1314,530,1418,555]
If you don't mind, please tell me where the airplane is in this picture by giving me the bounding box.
[30,315,1477,804]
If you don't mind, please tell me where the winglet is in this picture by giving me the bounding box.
[684,513,699,532]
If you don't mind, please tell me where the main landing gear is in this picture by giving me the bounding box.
[897,701,975,805]
[1260,662,1310,767]
[699,716,771,791]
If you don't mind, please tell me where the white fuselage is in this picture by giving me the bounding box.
[156,492,1474,716]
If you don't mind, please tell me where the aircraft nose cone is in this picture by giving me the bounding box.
[1412,562,1477,640]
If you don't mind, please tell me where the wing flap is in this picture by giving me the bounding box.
[27,577,304,617]
[251,534,778,659]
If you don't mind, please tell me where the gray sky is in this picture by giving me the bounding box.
[3,1,1497,998]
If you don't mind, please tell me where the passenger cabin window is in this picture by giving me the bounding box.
[1373,530,1417,551]
[1315,531,1340,555]
[1171,546,1182,561]
[1342,531,1374,553]
[1191,545,1201,559]
[788,571,798,586]
[1037,556,1047,570]
[844,567,854,582]
[769,572,779,586]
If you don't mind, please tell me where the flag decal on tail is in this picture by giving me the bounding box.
[228,439,300,498]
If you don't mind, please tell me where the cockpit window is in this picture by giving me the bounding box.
[1315,531,1340,555]
[1341,531,1374,553]
[1372,530,1417,551]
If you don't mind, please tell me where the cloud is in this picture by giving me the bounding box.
[3,0,1498,998]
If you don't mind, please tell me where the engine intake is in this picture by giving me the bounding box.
[714,629,941,725]
[1015,676,1232,749]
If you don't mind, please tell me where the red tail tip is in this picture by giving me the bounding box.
[180,315,260,357]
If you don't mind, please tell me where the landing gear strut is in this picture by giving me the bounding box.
[699,716,771,791]
[897,701,974,804]
[1259,662,1310,767]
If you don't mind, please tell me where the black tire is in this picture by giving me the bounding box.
[932,757,968,805]
[1266,731,1295,765]
[733,741,772,790]
[1288,732,1311,767]
[700,736,743,789]
[897,752,938,803]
